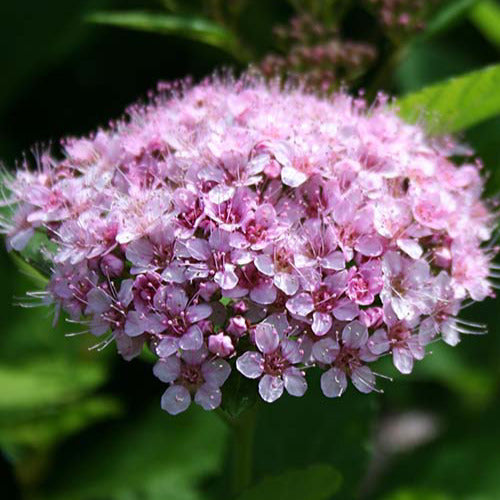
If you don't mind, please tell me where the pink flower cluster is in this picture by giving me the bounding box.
[366,0,442,34]
[3,77,496,415]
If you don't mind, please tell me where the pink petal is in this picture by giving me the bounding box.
[214,264,239,290]
[281,339,302,364]
[351,365,376,394]
[186,303,212,322]
[355,235,383,257]
[162,261,186,283]
[273,272,299,296]
[156,336,179,358]
[397,238,423,259]
[118,279,134,306]
[236,352,264,379]
[321,251,345,270]
[202,358,231,387]
[312,312,333,336]
[195,383,222,411]
[185,238,211,261]
[312,337,339,364]
[332,300,359,321]
[125,238,154,267]
[255,254,275,276]
[259,374,284,403]
[281,166,308,187]
[283,368,307,397]
[179,325,204,351]
[441,319,460,346]
[86,288,112,315]
[116,333,144,361]
[255,323,279,354]
[124,311,148,337]
[320,367,347,398]
[161,385,191,415]
[367,328,390,355]
[153,356,181,383]
[342,320,368,349]
[393,346,414,374]
[286,293,314,317]
[250,281,277,305]
[89,316,109,337]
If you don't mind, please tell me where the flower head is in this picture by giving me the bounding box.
[3,75,496,414]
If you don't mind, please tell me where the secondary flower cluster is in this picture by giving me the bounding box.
[365,0,443,36]
[260,14,376,90]
[3,77,496,415]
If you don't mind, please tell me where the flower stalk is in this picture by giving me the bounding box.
[230,405,258,497]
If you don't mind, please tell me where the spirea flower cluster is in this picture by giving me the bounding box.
[3,77,497,415]
[260,14,376,90]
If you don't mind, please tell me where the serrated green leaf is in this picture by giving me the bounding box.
[237,464,341,500]
[470,0,500,49]
[87,11,245,60]
[397,63,500,133]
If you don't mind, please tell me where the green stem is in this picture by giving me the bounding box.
[230,406,258,497]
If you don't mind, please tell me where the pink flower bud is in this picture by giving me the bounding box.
[208,333,234,357]
[227,316,248,337]
[100,254,124,278]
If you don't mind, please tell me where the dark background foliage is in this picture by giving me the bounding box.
[1,1,500,499]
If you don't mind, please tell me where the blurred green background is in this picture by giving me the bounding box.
[1,1,500,499]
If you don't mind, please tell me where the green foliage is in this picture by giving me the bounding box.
[0,0,103,114]
[420,0,480,41]
[382,490,452,500]
[411,343,496,408]
[87,11,245,60]
[397,63,500,133]
[374,398,500,500]
[220,370,258,420]
[237,464,341,500]
[0,396,120,451]
[470,0,500,49]
[0,360,106,413]
[41,406,228,500]
[253,373,378,499]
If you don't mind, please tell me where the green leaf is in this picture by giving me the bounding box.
[412,343,495,408]
[470,0,500,49]
[41,405,228,500]
[420,0,480,41]
[253,372,378,499]
[397,63,500,133]
[0,359,107,414]
[87,11,245,60]
[237,464,341,500]
[220,370,258,419]
[382,490,453,500]
[0,396,121,451]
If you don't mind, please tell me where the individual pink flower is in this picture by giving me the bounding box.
[236,322,307,402]
[153,348,231,414]
[319,320,379,397]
